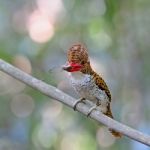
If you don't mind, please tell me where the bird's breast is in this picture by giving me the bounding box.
[69,72,108,103]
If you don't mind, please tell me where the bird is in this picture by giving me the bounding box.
[62,43,122,138]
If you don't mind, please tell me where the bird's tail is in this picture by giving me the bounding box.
[104,105,122,138]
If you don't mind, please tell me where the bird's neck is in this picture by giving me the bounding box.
[69,71,87,80]
[69,65,96,81]
[80,63,95,75]
[68,61,98,81]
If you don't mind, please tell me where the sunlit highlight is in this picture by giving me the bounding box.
[96,127,115,147]
[37,0,64,20]
[27,0,64,43]
[27,10,54,43]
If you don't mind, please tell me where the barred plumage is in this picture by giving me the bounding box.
[63,43,122,138]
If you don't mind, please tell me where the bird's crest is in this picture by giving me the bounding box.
[67,44,89,64]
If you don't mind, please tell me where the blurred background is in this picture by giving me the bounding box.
[0,0,150,149]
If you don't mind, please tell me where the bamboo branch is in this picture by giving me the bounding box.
[0,58,150,146]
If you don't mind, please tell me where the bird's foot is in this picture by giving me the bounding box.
[87,106,97,117]
[73,98,86,111]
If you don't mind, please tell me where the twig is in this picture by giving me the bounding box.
[0,58,150,146]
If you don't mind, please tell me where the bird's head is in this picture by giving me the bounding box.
[62,44,92,73]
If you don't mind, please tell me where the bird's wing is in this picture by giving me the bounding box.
[93,72,111,102]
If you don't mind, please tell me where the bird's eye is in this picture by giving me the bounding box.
[81,61,85,65]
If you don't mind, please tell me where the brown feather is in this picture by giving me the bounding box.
[67,44,111,101]
[66,43,122,138]
[90,71,111,102]
[67,44,89,64]
[104,104,122,138]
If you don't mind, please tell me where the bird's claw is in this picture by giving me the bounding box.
[73,98,85,111]
[87,106,97,117]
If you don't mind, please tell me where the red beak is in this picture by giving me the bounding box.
[62,62,82,72]
[62,63,72,71]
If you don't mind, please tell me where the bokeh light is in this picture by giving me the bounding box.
[32,124,58,149]
[96,127,115,147]
[37,0,64,20]
[0,0,150,149]
[26,0,64,43]
[0,72,26,95]
[61,131,96,150]
[41,101,63,121]
[11,94,35,118]
[13,55,32,74]
[27,10,54,43]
